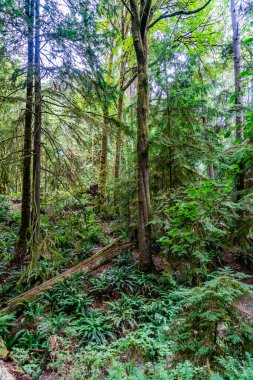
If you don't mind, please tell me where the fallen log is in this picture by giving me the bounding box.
[1,237,132,314]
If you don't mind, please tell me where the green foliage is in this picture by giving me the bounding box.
[155,183,241,283]
[0,313,16,340]
[0,196,19,261]
[42,274,92,314]
[170,274,253,364]
[0,195,9,221]
[90,261,175,297]
[44,193,105,254]
[74,310,115,344]
[105,294,143,332]
[211,353,253,380]
[1,0,253,378]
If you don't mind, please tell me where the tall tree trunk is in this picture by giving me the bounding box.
[98,50,114,211]
[230,0,243,139]
[98,109,109,210]
[114,10,127,180]
[16,0,34,260]
[114,78,124,180]
[136,51,152,271]
[164,62,173,189]
[130,1,152,271]
[32,0,41,243]
[203,116,215,180]
[230,0,244,199]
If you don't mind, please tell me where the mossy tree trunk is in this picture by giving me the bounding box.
[16,0,34,260]
[114,9,128,181]
[98,109,109,210]
[98,50,114,212]
[129,0,152,272]
[203,116,215,180]
[230,0,244,199]
[31,0,42,244]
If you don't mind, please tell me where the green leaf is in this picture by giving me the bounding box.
[229,93,237,103]
[238,69,252,78]
[243,37,253,45]
[224,131,231,138]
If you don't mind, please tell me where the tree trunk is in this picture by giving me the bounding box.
[32,0,41,243]
[130,1,152,271]
[230,0,244,199]
[164,62,173,189]
[98,50,114,211]
[115,87,124,180]
[114,10,127,180]
[98,109,109,210]
[16,0,34,260]
[203,116,215,180]
[207,164,215,180]
[230,0,243,139]
[136,55,152,271]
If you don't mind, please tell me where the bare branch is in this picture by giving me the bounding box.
[121,73,137,91]
[120,0,134,17]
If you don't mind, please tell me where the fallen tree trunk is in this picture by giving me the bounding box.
[1,237,132,314]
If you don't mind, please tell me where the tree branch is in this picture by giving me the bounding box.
[141,0,152,37]
[121,73,137,91]
[121,0,134,17]
[129,0,140,19]
[149,0,212,29]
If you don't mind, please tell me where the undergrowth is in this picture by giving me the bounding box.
[1,256,253,379]
[1,192,253,379]
[0,193,107,304]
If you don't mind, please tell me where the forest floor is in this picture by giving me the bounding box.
[1,194,253,379]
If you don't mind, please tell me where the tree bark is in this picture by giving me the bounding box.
[230,0,244,199]
[98,109,109,210]
[203,116,215,180]
[130,0,152,271]
[16,0,34,260]
[31,0,41,243]
[164,61,173,189]
[98,50,114,211]
[115,10,127,180]
[114,77,124,180]
[230,0,243,139]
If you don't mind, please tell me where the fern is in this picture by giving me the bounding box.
[211,354,253,380]
[0,313,16,339]
[170,275,253,363]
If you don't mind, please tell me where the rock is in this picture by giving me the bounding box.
[0,361,16,380]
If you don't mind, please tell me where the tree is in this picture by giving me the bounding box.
[98,49,114,213]
[230,0,244,199]
[16,0,34,260]
[31,0,42,244]
[122,0,212,271]
[114,8,129,181]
